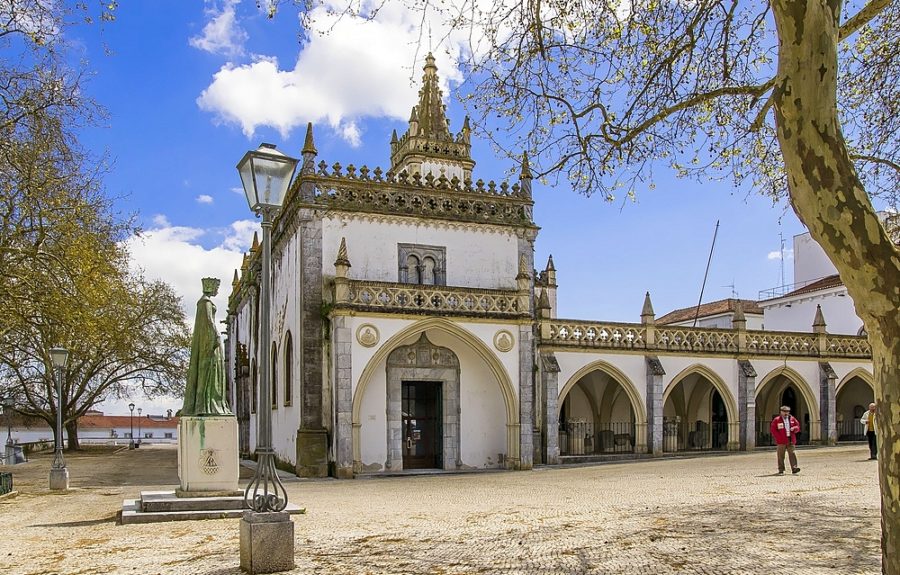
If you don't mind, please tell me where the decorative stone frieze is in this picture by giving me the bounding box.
[337,280,527,319]
[541,319,871,360]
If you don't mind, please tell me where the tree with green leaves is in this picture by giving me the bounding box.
[281,0,898,569]
[0,0,189,448]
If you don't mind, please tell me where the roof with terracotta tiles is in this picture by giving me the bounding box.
[657,298,763,325]
[78,414,179,429]
[781,274,843,297]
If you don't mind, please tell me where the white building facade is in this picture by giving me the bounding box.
[225,56,874,478]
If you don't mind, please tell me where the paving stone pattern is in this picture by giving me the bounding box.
[0,445,881,574]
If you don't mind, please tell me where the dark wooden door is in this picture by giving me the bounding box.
[402,381,442,469]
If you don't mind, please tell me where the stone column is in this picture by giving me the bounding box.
[819,362,837,445]
[516,231,536,470]
[330,315,354,478]
[295,213,328,477]
[540,353,561,465]
[737,360,757,451]
[645,356,665,455]
[518,323,534,470]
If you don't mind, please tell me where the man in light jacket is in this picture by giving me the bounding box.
[770,406,801,475]
[860,402,877,460]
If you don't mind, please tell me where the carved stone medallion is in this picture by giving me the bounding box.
[493,330,514,352]
[356,324,380,347]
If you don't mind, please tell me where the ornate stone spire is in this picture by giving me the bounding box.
[390,53,475,180]
[641,291,655,324]
[302,122,317,155]
[813,304,827,333]
[251,232,259,251]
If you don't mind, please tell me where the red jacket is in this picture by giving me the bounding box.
[770,415,801,445]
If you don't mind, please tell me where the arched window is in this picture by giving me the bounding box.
[407,254,421,284]
[284,332,293,406]
[398,243,446,285]
[271,342,278,409]
[422,257,436,285]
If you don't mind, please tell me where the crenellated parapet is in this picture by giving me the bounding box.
[284,161,535,228]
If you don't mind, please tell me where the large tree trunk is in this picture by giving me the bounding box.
[65,419,80,451]
[772,1,900,573]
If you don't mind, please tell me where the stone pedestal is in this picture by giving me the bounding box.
[295,428,328,478]
[240,511,294,573]
[178,416,239,493]
[49,468,69,490]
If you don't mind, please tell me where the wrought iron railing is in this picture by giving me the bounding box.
[837,420,866,442]
[0,472,12,495]
[340,280,526,318]
[558,421,643,456]
[662,419,738,452]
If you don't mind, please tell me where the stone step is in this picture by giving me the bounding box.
[120,498,305,525]
[140,490,245,512]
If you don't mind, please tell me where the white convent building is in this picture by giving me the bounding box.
[225,55,875,478]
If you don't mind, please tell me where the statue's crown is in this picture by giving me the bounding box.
[201,277,221,293]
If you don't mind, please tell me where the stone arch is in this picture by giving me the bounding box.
[662,364,738,451]
[558,361,647,423]
[351,317,519,469]
[756,366,819,443]
[835,367,875,441]
[557,360,647,454]
[663,364,738,422]
[836,367,875,394]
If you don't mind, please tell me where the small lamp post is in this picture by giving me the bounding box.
[49,346,69,490]
[1,395,13,465]
[236,143,298,573]
[2,395,12,447]
[128,403,135,449]
[137,407,142,446]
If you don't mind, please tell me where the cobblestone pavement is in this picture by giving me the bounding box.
[0,445,882,574]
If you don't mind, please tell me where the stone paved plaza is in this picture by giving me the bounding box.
[0,445,882,574]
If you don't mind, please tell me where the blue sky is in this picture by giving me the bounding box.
[67,1,808,415]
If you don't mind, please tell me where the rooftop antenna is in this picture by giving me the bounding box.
[779,230,786,287]
[723,281,738,299]
[692,220,720,328]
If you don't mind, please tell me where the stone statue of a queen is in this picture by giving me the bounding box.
[181,277,232,416]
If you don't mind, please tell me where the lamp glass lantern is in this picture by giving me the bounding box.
[236,143,298,213]
[50,347,69,369]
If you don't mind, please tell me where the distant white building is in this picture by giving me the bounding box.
[0,410,179,447]
[758,232,863,335]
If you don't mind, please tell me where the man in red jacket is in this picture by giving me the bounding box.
[770,406,801,475]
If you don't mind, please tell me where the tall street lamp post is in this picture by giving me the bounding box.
[137,407,142,446]
[129,403,135,449]
[49,347,69,490]
[237,143,298,574]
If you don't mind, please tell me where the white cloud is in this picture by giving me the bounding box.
[196,194,214,204]
[196,2,471,142]
[190,0,248,57]
[767,249,794,260]
[108,218,259,416]
[124,218,258,318]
